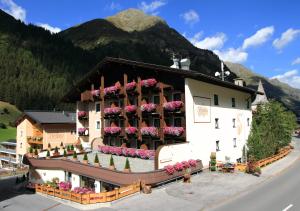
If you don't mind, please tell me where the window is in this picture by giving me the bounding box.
[216,141,220,151]
[95,103,100,112]
[215,118,219,129]
[214,94,219,106]
[153,95,160,104]
[233,118,236,128]
[173,93,181,101]
[247,118,250,126]
[233,138,237,148]
[96,121,100,130]
[20,130,23,137]
[246,99,250,109]
[153,118,160,127]
[232,98,236,107]
[174,117,182,127]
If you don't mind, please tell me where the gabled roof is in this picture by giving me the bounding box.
[16,111,76,126]
[63,57,259,102]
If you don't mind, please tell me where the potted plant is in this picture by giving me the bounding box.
[28,147,33,157]
[72,151,77,161]
[109,155,115,170]
[67,145,71,153]
[94,153,100,167]
[62,149,67,159]
[53,146,60,157]
[70,145,74,152]
[48,143,51,151]
[60,142,64,150]
[34,148,38,158]
[46,150,50,159]
[124,158,131,173]
[82,153,88,164]
[210,152,217,171]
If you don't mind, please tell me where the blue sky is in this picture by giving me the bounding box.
[1,0,300,88]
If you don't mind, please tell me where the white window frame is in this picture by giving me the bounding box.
[216,140,220,151]
[233,138,237,148]
[95,102,101,113]
[96,121,101,130]
[215,118,219,129]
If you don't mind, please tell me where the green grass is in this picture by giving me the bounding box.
[0,101,21,125]
[0,126,16,142]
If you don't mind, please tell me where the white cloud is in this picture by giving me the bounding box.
[108,2,121,11]
[271,69,300,89]
[36,23,61,34]
[190,32,227,50]
[242,26,274,49]
[138,0,166,14]
[292,57,300,65]
[273,28,300,50]
[0,0,26,21]
[214,48,248,63]
[181,9,199,25]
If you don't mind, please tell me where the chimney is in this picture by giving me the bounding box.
[234,78,245,87]
[170,54,180,69]
[180,58,191,70]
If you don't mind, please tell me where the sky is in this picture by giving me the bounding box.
[1,0,300,89]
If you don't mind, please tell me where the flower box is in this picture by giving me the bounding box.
[104,83,121,96]
[73,187,95,194]
[124,105,137,114]
[163,101,183,112]
[125,127,137,135]
[163,127,184,137]
[125,81,137,91]
[141,127,158,137]
[91,90,100,98]
[104,127,121,135]
[78,111,88,120]
[104,107,121,116]
[78,128,89,136]
[98,145,155,159]
[140,103,157,113]
[141,78,157,88]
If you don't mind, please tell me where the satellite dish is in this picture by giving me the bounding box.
[215,72,220,77]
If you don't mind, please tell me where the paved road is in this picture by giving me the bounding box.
[210,156,300,211]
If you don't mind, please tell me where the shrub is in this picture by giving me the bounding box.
[109,155,114,166]
[124,158,130,169]
[0,123,7,129]
[83,153,88,161]
[94,153,99,163]
[67,145,71,151]
[3,108,9,114]
[46,150,50,157]
[29,147,33,154]
[73,151,77,159]
[63,150,67,157]
[54,146,59,154]
[71,145,74,151]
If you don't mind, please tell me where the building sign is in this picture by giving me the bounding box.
[193,96,211,123]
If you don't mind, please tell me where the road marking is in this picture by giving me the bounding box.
[42,202,61,211]
[283,204,293,211]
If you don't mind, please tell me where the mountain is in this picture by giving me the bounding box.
[225,62,300,116]
[0,9,96,111]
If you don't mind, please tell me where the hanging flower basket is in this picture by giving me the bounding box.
[78,111,88,120]
[104,127,121,135]
[125,127,138,135]
[141,78,157,88]
[141,103,156,113]
[125,81,137,91]
[78,128,89,136]
[104,83,121,96]
[163,127,184,137]
[104,107,121,116]
[141,127,158,137]
[124,105,137,114]
[163,101,183,111]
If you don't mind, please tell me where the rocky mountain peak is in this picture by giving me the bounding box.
[106,8,166,32]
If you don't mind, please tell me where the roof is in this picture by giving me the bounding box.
[63,57,259,102]
[0,140,16,147]
[16,111,76,125]
[252,80,269,106]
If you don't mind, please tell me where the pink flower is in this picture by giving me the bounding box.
[140,103,156,113]
[77,111,87,118]
[104,83,121,96]
[125,127,137,135]
[127,148,136,157]
[73,187,95,194]
[124,105,137,114]
[78,128,88,136]
[91,89,100,97]
[163,127,184,136]
[59,181,72,191]
[164,165,175,175]
[163,101,183,111]
[104,107,121,115]
[104,127,121,135]
[181,161,190,169]
[126,81,137,91]
[188,159,197,167]
[141,127,158,137]
[174,162,184,171]
[141,78,157,88]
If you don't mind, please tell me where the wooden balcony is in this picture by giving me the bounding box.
[27,136,43,145]
[81,90,94,102]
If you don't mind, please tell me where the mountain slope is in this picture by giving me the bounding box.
[0,9,97,110]
[225,62,300,115]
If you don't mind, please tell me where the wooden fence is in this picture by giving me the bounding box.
[35,182,140,204]
[256,147,291,168]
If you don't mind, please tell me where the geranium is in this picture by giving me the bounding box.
[124,105,137,114]
[127,148,137,157]
[73,187,95,194]
[141,78,157,88]
[104,83,121,96]
[181,161,190,169]
[104,107,121,115]
[78,128,88,136]
[91,89,100,97]
[126,81,137,91]
[164,165,175,175]
[174,162,184,171]
[140,103,156,113]
[104,127,121,135]
[163,127,184,136]
[125,127,137,135]
[141,127,158,137]
[136,149,147,159]
[58,181,72,191]
[163,101,183,111]
[77,111,87,119]
[188,159,197,167]
[112,147,122,156]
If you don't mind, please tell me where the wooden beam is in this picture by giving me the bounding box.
[137,77,142,141]
[100,75,105,138]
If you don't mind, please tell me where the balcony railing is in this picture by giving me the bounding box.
[27,136,43,145]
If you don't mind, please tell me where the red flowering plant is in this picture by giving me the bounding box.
[141,78,157,88]
[181,161,190,169]
[104,107,121,116]
[78,128,88,136]
[188,159,197,167]
[104,127,121,135]
[125,127,137,135]
[112,147,122,156]
[91,89,100,97]
[163,101,183,111]
[77,111,88,119]
[58,181,72,191]
[164,165,175,175]
[174,162,184,171]
[125,81,137,91]
[141,127,158,137]
[140,103,156,113]
[99,145,110,154]
[124,105,137,114]
[104,83,121,96]
[127,148,137,157]
[163,127,184,137]
[73,187,95,194]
